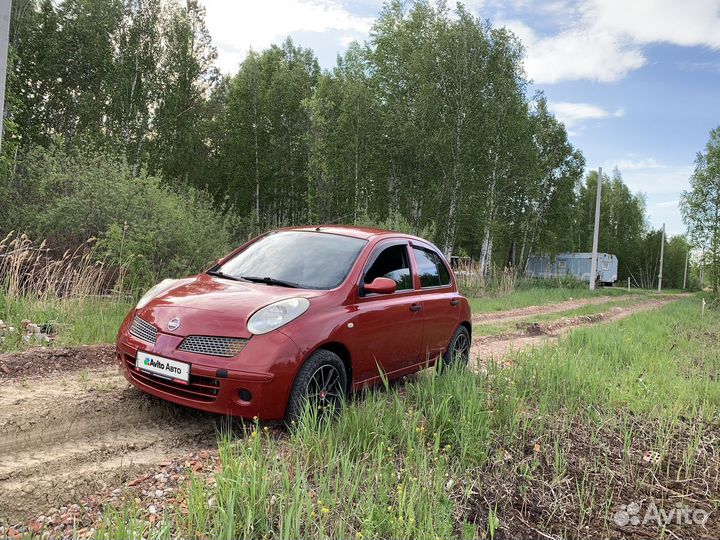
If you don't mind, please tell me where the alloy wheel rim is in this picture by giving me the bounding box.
[306,364,343,414]
[453,333,469,361]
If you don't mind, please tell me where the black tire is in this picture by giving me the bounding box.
[440,325,470,369]
[285,349,347,424]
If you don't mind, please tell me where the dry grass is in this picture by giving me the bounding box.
[0,233,117,300]
[455,261,518,297]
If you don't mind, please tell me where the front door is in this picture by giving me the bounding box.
[355,242,424,382]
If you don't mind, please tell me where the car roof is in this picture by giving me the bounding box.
[282,225,423,242]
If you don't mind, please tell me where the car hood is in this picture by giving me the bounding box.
[136,274,326,337]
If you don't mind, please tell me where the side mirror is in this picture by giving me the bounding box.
[363,277,396,295]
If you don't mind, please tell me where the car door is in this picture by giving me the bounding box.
[411,244,461,359]
[355,241,424,381]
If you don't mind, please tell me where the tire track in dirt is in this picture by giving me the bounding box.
[470,295,685,370]
[0,366,222,523]
[472,293,644,324]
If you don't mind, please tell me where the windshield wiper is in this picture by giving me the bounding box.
[240,275,300,288]
[207,269,242,282]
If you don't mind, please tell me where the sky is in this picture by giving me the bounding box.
[200,0,720,236]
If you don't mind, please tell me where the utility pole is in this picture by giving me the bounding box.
[589,167,602,291]
[0,0,10,152]
[682,249,689,290]
[657,223,665,292]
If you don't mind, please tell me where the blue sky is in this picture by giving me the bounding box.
[201,0,720,236]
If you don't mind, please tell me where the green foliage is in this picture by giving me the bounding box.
[663,235,693,289]
[2,142,235,287]
[681,126,720,291]
[6,0,689,290]
[573,168,647,283]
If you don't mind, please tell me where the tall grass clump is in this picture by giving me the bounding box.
[0,233,111,299]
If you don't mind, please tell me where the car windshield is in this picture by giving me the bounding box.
[216,231,367,290]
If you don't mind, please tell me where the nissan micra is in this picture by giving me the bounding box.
[116,226,472,421]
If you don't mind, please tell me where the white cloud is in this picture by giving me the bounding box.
[654,199,679,209]
[593,0,720,49]
[508,21,646,83]
[547,101,624,129]
[614,158,663,170]
[201,0,373,73]
[617,165,693,196]
[500,0,720,84]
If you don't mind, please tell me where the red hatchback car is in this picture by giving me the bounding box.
[116,226,472,421]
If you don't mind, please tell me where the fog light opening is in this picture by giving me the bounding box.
[238,388,252,402]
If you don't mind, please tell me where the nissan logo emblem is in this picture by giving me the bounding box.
[168,318,181,331]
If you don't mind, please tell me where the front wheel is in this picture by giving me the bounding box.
[440,325,470,369]
[285,349,347,424]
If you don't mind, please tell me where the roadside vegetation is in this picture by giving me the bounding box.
[466,283,638,314]
[79,294,719,539]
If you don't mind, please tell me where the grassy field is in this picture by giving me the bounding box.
[0,295,132,352]
[85,293,720,539]
[466,284,644,314]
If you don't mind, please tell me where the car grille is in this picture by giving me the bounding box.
[124,354,220,402]
[130,316,158,344]
[178,335,248,357]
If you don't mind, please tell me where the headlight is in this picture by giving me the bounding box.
[136,279,178,309]
[247,297,310,335]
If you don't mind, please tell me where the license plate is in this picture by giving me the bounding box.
[136,351,190,384]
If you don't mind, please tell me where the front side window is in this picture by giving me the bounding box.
[218,231,366,290]
[364,244,412,291]
[413,247,451,288]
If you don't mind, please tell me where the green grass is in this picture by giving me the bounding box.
[0,293,133,352]
[467,285,640,315]
[87,293,720,539]
[472,295,649,337]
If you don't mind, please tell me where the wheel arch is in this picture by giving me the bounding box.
[459,320,472,340]
[310,341,353,393]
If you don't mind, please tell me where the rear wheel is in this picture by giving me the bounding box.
[440,325,470,369]
[285,349,347,424]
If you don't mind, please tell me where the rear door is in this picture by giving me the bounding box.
[355,241,424,380]
[411,245,461,359]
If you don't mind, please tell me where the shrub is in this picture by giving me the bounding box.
[3,141,237,289]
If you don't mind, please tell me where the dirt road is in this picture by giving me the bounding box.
[0,364,219,522]
[470,295,684,367]
[471,293,643,324]
[0,293,685,526]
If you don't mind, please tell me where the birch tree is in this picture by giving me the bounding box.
[681,126,720,291]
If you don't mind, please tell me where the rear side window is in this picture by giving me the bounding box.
[413,247,451,288]
[364,244,412,291]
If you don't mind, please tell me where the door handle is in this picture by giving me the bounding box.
[409,303,422,312]
[450,299,460,306]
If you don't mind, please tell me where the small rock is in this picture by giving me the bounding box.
[154,489,163,498]
[148,505,157,515]
[207,497,216,508]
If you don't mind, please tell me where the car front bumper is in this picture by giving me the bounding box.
[116,318,302,420]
